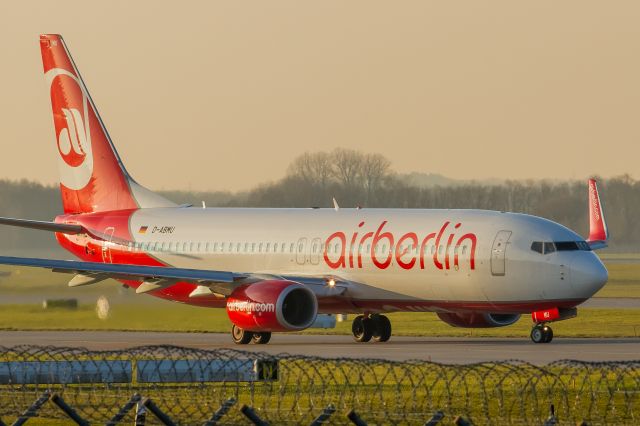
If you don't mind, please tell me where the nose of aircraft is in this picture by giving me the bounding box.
[572,254,608,298]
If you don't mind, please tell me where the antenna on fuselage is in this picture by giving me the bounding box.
[332,197,340,211]
[202,201,206,209]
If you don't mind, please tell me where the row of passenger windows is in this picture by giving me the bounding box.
[128,241,293,254]
[126,240,470,256]
[530,241,591,254]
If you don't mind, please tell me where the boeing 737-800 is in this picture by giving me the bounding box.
[0,35,609,344]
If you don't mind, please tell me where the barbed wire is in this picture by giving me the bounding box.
[0,345,637,425]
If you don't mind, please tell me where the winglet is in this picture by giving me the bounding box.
[587,179,608,249]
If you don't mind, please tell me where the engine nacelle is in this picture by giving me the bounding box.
[437,312,521,328]
[226,280,318,332]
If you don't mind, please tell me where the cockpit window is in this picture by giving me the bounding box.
[531,240,591,254]
[556,241,592,251]
[555,241,578,251]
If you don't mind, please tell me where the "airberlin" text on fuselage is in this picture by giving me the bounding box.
[323,221,477,271]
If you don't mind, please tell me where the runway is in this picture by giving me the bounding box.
[1,331,638,364]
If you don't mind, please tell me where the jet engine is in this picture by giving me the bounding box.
[437,312,521,328]
[226,280,318,332]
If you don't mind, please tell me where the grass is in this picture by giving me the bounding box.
[0,257,639,337]
[595,262,640,297]
[0,304,638,337]
[3,260,640,299]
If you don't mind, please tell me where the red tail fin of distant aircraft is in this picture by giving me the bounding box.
[40,34,173,214]
[587,178,608,248]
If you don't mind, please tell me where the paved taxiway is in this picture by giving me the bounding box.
[1,331,638,364]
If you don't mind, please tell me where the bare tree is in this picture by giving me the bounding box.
[332,148,364,191]
[361,153,391,204]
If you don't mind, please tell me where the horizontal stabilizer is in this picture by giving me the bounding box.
[0,217,84,235]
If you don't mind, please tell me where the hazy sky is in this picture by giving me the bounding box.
[1,1,639,191]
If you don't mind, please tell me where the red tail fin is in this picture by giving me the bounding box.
[587,178,608,245]
[40,34,173,214]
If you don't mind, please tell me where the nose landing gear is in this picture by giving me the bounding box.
[530,323,553,343]
[352,314,392,342]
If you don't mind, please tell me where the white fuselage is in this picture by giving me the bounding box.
[84,207,608,312]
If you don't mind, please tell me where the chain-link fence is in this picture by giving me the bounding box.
[0,345,638,425]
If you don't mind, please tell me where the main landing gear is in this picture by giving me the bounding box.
[231,325,272,345]
[352,314,392,343]
[530,323,554,344]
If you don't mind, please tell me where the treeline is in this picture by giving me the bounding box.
[1,149,639,251]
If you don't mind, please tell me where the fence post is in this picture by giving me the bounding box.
[12,391,51,426]
[135,401,146,426]
[240,405,269,426]
[346,409,368,426]
[544,404,557,426]
[49,394,89,426]
[203,397,237,426]
[106,394,142,425]
[141,398,177,426]
[310,404,336,426]
[424,411,445,426]
[453,416,471,426]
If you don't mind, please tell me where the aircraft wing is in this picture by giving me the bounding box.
[0,255,235,285]
[0,255,349,298]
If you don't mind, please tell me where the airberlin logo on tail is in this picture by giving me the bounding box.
[45,68,94,190]
[589,181,601,222]
[323,221,477,271]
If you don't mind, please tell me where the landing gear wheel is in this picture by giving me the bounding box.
[371,314,392,342]
[530,324,553,344]
[231,325,253,344]
[352,315,373,342]
[252,332,272,344]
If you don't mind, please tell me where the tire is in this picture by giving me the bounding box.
[372,315,392,342]
[530,325,545,344]
[352,315,373,342]
[252,332,272,344]
[542,326,553,343]
[231,325,253,344]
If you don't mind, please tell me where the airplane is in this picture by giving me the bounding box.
[0,34,609,345]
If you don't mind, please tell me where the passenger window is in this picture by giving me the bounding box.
[544,242,556,254]
[531,241,543,254]
[213,242,218,252]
